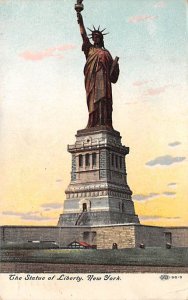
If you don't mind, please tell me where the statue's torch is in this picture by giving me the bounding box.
[75,0,84,22]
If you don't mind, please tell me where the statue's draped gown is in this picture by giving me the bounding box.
[82,37,119,128]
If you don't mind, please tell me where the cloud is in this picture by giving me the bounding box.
[2,203,62,221]
[2,210,55,221]
[163,191,176,197]
[20,44,76,61]
[2,211,25,217]
[146,155,186,166]
[41,202,62,210]
[22,215,54,221]
[168,182,177,187]
[145,85,169,96]
[133,191,176,202]
[168,141,181,147]
[20,49,54,61]
[133,80,149,86]
[124,100,140,105]
[139,215,180,221]
[128,15,158,24]
[133,193,160,201]
[154,1,166,8]
[56,179,62,183]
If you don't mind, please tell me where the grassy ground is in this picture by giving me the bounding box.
[1,247,188,267]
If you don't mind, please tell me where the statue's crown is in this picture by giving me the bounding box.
[87,26,109,39]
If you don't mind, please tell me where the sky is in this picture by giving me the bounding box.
[0,0,187,227]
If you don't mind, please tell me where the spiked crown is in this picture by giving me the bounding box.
[87,25,109,39]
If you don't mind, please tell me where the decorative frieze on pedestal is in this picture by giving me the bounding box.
[58,126,140,226]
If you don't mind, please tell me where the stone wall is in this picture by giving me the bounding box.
[0,225,136,249]
[134,225,188,248]
[134,225,165,247]
[1,225,188,250]
[49,225,136,249]
[0,226,92,248]
[165,227,188,247]
[93,225,136,249]
[0,226,60,244]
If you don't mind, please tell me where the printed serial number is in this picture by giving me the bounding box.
[160,274,183,280]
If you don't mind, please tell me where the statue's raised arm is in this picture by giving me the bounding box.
[77,12,87,42]
[75,1,87,41]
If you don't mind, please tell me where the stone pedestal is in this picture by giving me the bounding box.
[58,126,139,226]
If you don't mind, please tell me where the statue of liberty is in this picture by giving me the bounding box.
[75,1,119,128]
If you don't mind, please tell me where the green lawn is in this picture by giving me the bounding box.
[1,248,188,266]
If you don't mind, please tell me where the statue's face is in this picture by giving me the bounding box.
[92,33,102,46]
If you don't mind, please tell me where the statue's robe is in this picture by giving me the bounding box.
[82,38,119,128]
